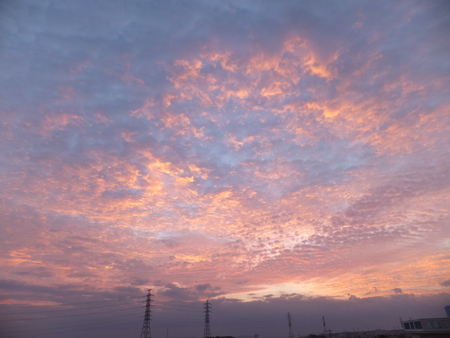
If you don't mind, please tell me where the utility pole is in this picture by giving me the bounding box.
[287,312,294,338]
[140,289,153,338]
[203,300,211,338]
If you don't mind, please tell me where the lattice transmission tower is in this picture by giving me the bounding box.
[287,312,294,338]
[203,300,212,338]
[140,289,153,338]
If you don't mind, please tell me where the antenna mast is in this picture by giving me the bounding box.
[323,316,332,338]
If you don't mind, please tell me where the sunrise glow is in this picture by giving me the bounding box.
[1,1,449,337]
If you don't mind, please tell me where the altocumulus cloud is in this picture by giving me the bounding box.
[1,1,450,338]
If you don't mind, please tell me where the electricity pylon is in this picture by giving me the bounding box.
[140,289,152,338]
[287,312,294,338]
[203,300,211,338]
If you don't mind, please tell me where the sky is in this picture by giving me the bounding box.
[1,0,450,337]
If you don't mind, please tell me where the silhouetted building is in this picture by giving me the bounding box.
[445,305,450,318]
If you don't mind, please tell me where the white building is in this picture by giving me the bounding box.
[401,317,450,338]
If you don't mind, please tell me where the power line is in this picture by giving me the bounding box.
[3,316,142,338]
[0,295,146,315]
[0,304,144,321]
[4,308,143,330]
[1,300,144,317]
[4,315,142,334]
